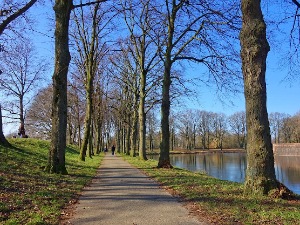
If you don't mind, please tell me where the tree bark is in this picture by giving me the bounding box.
[18,95,26,137]
[79,76,93,160]
[46,0,72,174]
[138,71,147,160]
[240,0,277,195]
[0,104,10,146]
[126,117,131,155]
[130,109,138,157]
[158,62,172,168]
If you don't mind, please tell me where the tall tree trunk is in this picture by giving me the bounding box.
[46,0,72,174]
[240,0,277,195]
[18,96,26,137]
[138,71,147,160]
[126,119,131,155]
[88,121,93,157]
[130,114,138,157]
[117,121,121,153]
[130,100,138,157]
[76,93,82,149]
[158,64,172,168]
[96,118,102,154]
[0,104,10,146]
[79,77,93,161]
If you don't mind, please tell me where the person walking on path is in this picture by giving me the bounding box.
[111,145,115,155]
[62,155,206,225]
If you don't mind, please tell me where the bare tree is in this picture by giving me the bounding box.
[281,116,293,143]
[177,110,196,150]
[196,110,213,149]
[0,0,39,144]
[211,113,227,150]
[228,111,246,148]
[0,39,46,138]
[155,0,240,168]
[26,86,53,139]
[269,112,289,144]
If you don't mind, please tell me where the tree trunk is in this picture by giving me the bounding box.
[240,0,277,195]
[88,122,93,157]
[138,71,147,160]
[158,64,172,168]
[0,104,10,146]
[96,118,102,154]
[117,121,121,153]
[130,113,138,157]
[79,77,93,161]
[126,119,131,155]
[76,93,82,149]
[18,96,26,137]
[46,0,72,174]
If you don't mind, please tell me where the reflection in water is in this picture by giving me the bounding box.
[150,153,300,194]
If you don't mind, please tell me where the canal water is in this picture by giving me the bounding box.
[150,152,300,195]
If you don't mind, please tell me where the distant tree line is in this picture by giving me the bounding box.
[23,87,300,151]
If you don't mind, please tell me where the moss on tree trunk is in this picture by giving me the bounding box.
[46,0,72,175]
[240,0,277,195]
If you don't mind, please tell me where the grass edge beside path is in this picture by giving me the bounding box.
[0,138,103,225]
[123,155,300,225]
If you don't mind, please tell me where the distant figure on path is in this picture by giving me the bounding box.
[111,145,115,155]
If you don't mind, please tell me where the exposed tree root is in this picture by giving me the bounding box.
[269,181,299,200]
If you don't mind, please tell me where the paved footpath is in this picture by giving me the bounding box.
[63,155,207,225]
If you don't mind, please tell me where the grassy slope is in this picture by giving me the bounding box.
[124,155,300,225]
[0,138,102,225]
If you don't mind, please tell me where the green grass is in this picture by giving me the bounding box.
[0,138,102,225]
[2,139,300,225]
[123,155,300,225]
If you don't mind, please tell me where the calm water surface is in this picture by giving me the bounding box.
[150,153,300,194]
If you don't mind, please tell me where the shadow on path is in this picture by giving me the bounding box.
[61,155,207,225]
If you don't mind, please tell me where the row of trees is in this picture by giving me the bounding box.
[24,87,300,151]
[1,0,300,196]
[22,86,243,150]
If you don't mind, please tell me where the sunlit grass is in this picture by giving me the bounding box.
[124,155,300,225]
[0,138,102,225]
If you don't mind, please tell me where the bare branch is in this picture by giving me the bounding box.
[292,0,300,8]
[72,0,109,9]
[0,0,38,35]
